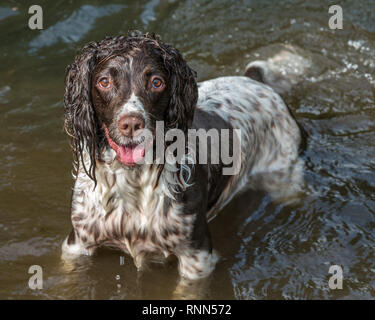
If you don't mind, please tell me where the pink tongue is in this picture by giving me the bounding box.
[117,145,145,165]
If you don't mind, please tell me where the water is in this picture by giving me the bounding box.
[1,0,375,299]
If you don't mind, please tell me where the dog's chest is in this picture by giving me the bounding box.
[92,165,194,258]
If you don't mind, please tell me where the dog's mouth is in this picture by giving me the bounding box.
[103,125,150,166]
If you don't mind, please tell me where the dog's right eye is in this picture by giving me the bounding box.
[97,77,112,89]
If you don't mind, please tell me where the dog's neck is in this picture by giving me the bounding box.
[96,146,194,200]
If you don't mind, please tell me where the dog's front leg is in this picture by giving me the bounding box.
[173,209,219,298]
[61,229,97,259]
[61,172,101,260]
[173,241,219,299]
[177,248,219,280]
[173,246,219,299]
[60,229,97,274]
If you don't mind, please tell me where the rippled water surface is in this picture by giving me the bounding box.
[1,0,375,299]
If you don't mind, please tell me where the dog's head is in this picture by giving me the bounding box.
[64,32,198,181]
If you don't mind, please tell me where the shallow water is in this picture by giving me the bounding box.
[0,0,375,299]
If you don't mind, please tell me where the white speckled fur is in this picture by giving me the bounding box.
[197,76,302,218]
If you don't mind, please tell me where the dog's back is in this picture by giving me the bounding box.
[193,75,303,219]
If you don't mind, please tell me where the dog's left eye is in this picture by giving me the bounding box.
[151,77,164,89]
[98,77,111,89]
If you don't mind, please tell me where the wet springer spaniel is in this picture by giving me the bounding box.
[62,32,303,282]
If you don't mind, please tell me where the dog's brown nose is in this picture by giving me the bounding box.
[118,115,145,138]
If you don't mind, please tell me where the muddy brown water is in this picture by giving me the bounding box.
[0,0,375,299]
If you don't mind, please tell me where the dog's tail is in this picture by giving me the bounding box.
[244,44,311,95]
[245,44,310,152]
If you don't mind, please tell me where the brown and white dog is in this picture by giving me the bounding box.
[62,32,303,281]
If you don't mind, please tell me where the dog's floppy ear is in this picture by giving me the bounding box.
[64,42,100,184]
[163,45,198,133]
